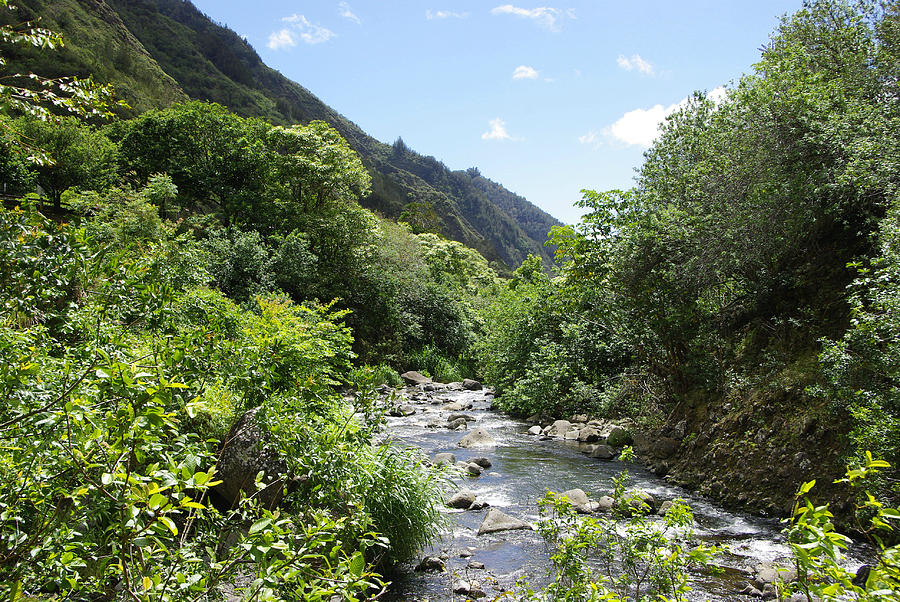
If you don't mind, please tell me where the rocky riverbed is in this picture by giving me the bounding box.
[378,375,865,601]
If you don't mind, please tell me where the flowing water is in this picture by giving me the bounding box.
[380,385,863,601]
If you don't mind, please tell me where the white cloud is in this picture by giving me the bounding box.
[491,5,562,31]
[481,117,521,141]
[268,28,297,50]
[616,53,654,75]
[338,2,361,24]
[578,130,600,148]
[512,65,539,80]
[270,14,335,48]
[426,9,469,19]
[604,86,728,147]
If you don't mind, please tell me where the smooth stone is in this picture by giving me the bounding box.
[447,413,476,422]
[458,428,497,449]
[563,429,580,440]
[561,488,590,506]
[432,452,456,467]
[577,426,602,443]
[465,463,483,476]
[447,489,477,509]
[463,378,483,390]
[471,457,492,468]
[657,500,673,516]
[588,445,616,460]
[577,500,601,514]
[477,508,531,535]
[415,556,445,571]
[596,495,615,512]
[444,400,473,411]
[467,561,486,570]
[468,500,490,510]
[528,425,542,435]
[400,371,431,386]
[548,419,573,438]
[447,418,468,430]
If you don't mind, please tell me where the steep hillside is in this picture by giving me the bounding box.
[3,0,561,268]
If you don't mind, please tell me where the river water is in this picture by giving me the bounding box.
[379,384,861,601]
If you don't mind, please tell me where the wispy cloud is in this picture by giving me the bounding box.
[338,2,361,24]
[616,54,654,75]
[269,14,335,49]
[426,9,469,19]
[481,117,522,142]
[604,86,727,147]
[512,65,539,80]
[491,5,565,31]
[578,130,601,149]
[268,28,296,50]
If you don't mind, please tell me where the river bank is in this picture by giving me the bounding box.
[377,379,862,601]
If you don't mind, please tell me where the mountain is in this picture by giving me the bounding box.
[2,0,562,269]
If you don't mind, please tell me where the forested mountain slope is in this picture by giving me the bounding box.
[2,0,560,268]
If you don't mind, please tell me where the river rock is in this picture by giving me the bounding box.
[754,561,798,587]
[433,452,456,467]
[401,371,431,386]
[214,408,286,510]
[563,429,580,440]
[588,445,616,460]
[471,456,492,468]
[657,500,673,516]
[467,561,486,570]
[627,490,656,513]
[447,418,468,430]
[391,404,416,417]
[607,425,633,447]
[463,378,483,391]
[448,412,476,422]
[458,428,497,449]
[596,495,615,512]
[577,427,602,443]
[422,383,436,392]
[469,499,489,510]
[478,508,531,534]
[447,489,477,509]
[444,400,473,411]
[548,420,573,438]
[415,556,445,571]
[446,382,464,391]
[577,500,601,514]
[570,413,589,423]
[452,580,471,595]
[528,425,542,435]
[464,462,483,476]
[561,488,590,506]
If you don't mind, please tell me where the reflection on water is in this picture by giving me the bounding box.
[380,386,858,601]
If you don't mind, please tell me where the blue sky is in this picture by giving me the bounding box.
[190,1,801,224]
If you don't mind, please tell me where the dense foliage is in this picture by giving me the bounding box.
[477,0,900,506]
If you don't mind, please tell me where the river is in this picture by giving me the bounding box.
[379,383,863,601]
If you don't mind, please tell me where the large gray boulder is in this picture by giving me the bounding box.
[561,488,590,506]
[463,378,483,391]
[547,420,573,438]
[214,408,286,510]
[587,445,617,460]
[577,427,602,443]
[477,508,531,535]
[458,428,497,449]
[401,371,432,386]
[432,452,456,467]
[447,489,477,509]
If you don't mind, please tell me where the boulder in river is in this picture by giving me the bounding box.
[415,556,445,571]
[528,425,542,435]
[401,370,432,386]
[471,456,492,468]
[447,489,477,509]
[477,508,531,534]
[561,488,590,506]
[577,427,602,443]
[596,495,615,512]
[587,445,617,460]
[463,378,483,391]
[606,425,633,447]
[458,428,497,449]
[432,452,456,467]
[547,419,573,438]
[447,413,476,422]
[444,400,473,412]
[447,418,468,430]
